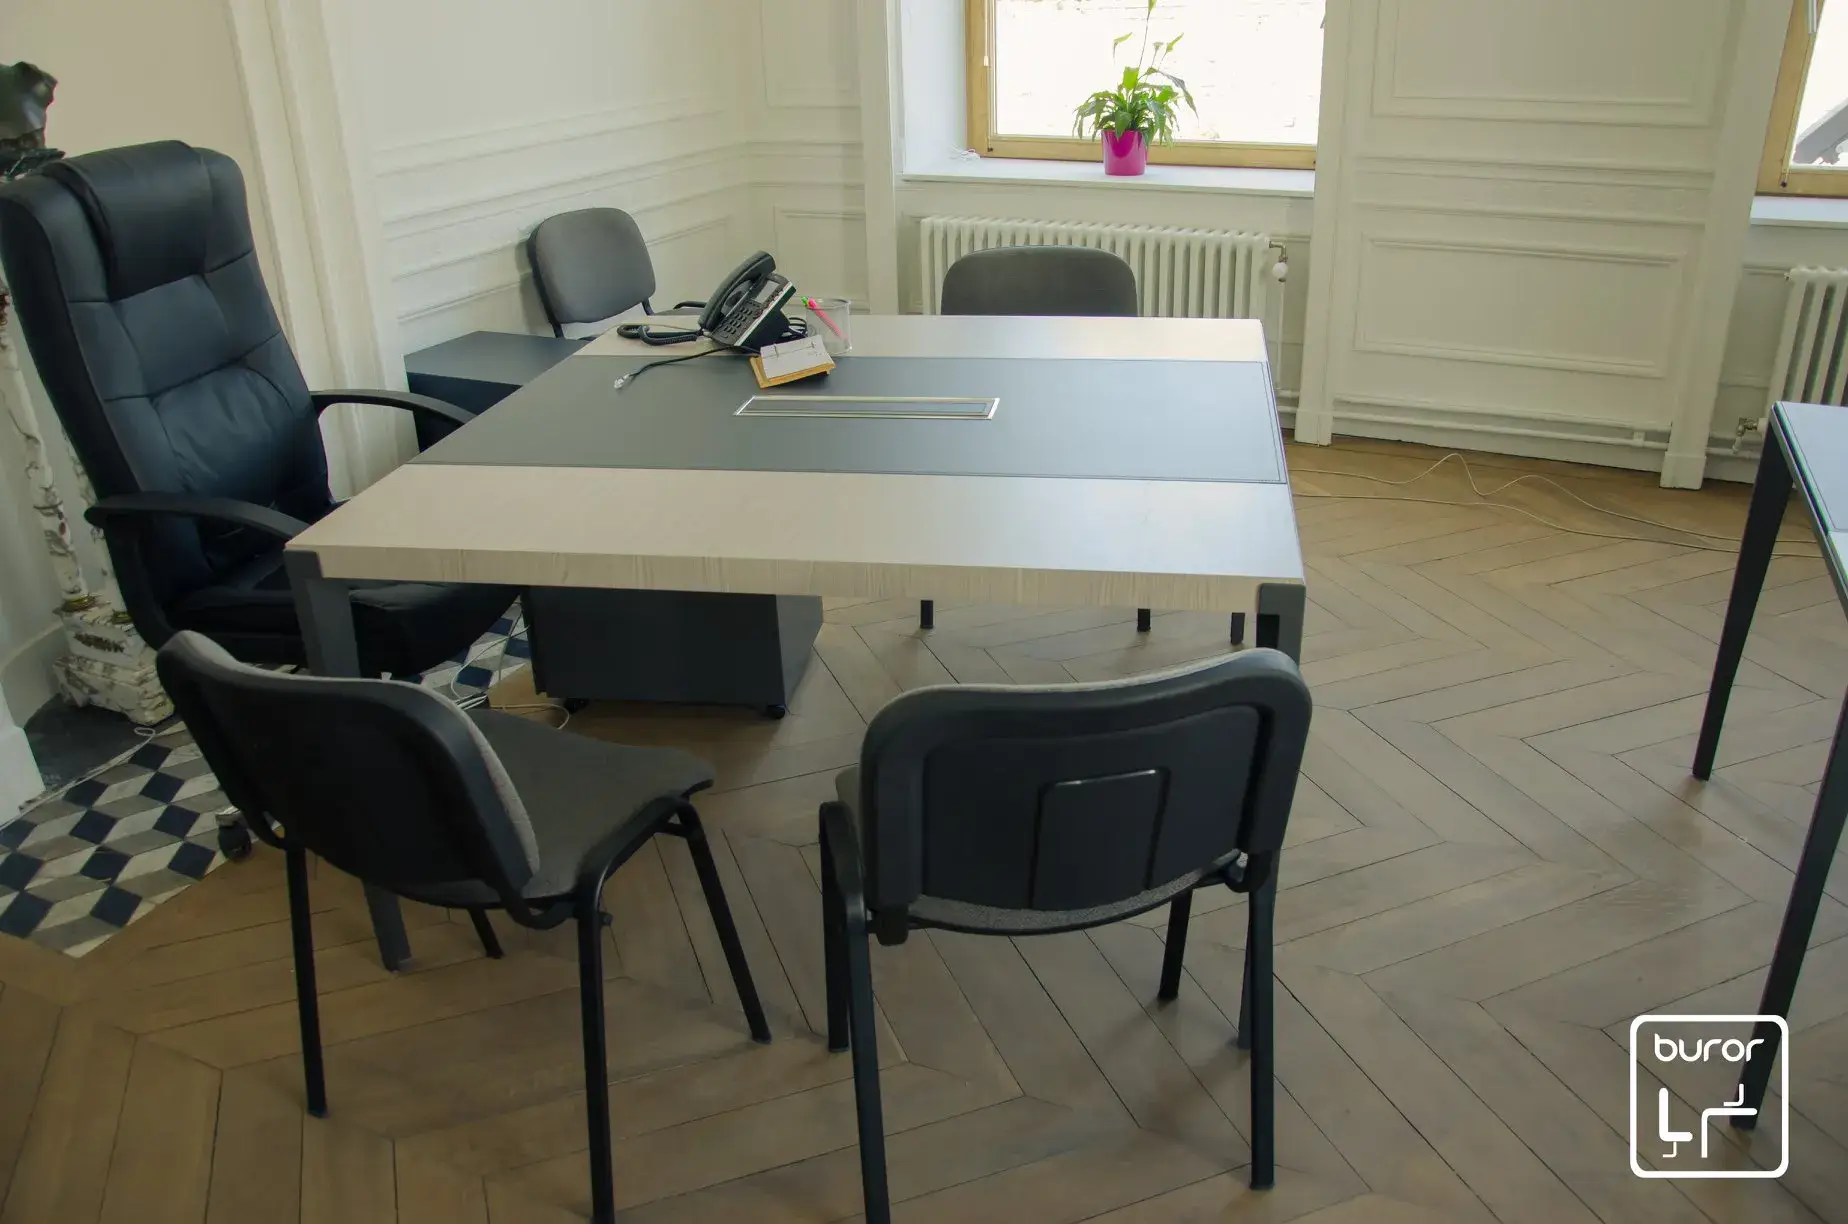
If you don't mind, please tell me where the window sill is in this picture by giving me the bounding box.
[1751,195,1848,228]
[900,151,1316,199]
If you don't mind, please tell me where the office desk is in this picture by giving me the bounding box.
[289,315,1305,967]
[1694,400,1848,1125]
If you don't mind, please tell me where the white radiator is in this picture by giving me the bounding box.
[917,215,1280,321]
[1768,267,1848,414]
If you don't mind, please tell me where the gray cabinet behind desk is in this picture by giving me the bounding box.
[403,330,819,716]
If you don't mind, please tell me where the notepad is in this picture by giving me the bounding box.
[751,334,836,388]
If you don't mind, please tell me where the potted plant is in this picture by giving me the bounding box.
[1071,0,1196,177]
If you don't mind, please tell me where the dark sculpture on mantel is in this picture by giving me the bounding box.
[1,62,61,183]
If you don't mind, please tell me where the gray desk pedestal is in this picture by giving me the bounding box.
[527,589,820,715]
[402,330,821,716]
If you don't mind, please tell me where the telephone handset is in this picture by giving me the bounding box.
[700,251,798,350]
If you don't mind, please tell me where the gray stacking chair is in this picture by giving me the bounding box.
[155,630,770,1224]
[930,246,1243,642]
[819,649,1312,1223]
[939,243,1141,318]
[526,206,704,337]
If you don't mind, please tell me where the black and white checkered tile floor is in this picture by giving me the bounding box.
[0,609,529,958]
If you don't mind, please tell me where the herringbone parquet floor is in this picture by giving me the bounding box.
[2,438,1846,1223]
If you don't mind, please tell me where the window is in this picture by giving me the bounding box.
[966,0,1323,170]
[1762,0,1848,195]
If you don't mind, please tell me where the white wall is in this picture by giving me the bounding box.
[881,0,1848,481]
[348,0,869,354]
[3,0,279,723]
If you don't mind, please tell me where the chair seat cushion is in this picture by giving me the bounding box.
[405,710,715,908]
[833,767,1231,937]
[166,546,515,677]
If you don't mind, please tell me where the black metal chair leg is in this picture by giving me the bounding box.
[820,802,889,1221]
[1137,607,1153,633]
[468,909,504,959]
[679,806,771,1043]
[1236,872,1275,1052]
[1230,613,1246,645]
[576,896,617,1224]
[919,599,934,630]
[1247,854,1276,1190]
[284,845,327,1117]
[819,810,850,1052]
[1158,892,1192,1001]
[843,897,891,1224]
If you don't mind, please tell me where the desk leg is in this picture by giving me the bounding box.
[1694,433,1791,780]
[1735,692,1848,1126]
[285,552,413,973]
[1255,584,1305,665]
[1242,583,1301,1050]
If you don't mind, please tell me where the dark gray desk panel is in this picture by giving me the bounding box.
[405,330,587,386]
[404,331,587,417]
[418,353,1285,484]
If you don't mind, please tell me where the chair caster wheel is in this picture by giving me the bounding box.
[561,698,591,713]
[218,820,254,861]
[763,704,788,720]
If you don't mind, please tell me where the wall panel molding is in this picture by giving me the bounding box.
[1354,235,1683,377]
[1352,197,1709,230]
[374,98,721,175]
[1374,0,1730,129]
[381,147,739,233]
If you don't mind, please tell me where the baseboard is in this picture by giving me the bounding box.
[1274,395,1702,481]
[0,723,44,824]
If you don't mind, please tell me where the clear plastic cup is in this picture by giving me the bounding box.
[802,296,853,356]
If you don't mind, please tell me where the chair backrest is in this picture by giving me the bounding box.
[156,630,542,904]
[527,207,657,336]
[939,245,1139,317]
[852,649,1310,926]
[0,142,330,608]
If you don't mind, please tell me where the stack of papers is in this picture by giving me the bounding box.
[752,334,836,387]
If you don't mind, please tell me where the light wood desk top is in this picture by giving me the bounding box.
[290,315,1300,614]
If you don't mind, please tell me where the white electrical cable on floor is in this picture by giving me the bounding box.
[1290,452,1822,560]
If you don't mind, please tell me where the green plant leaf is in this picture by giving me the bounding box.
[1113,31,1133,51]
[1121,64,1138,91]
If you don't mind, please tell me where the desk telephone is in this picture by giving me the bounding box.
[619,251,802,350]
[700,251,800,349]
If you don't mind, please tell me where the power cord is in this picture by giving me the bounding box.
[492,701,573,730]
[613,344,741,391]
[1290,451,1822,560]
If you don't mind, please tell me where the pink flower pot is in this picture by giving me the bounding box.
[1101,129,1148,176]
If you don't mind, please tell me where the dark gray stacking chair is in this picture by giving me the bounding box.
[931,246,1243,642]
[527,206,704,337]
[819,650,1311,1222]
[939,243,1140,318]
[156,630,770,1224]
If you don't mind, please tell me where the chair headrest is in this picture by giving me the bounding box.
[43,141,213,300]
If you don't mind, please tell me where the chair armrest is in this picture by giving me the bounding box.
[311,388,475,430]
[85,493,310,540]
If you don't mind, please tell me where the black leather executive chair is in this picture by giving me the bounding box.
[527,206,703,336]
[0,141,516,868]
[157,630,771,1224]
[820,650,1311,1222]
[932,246,1245,642]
